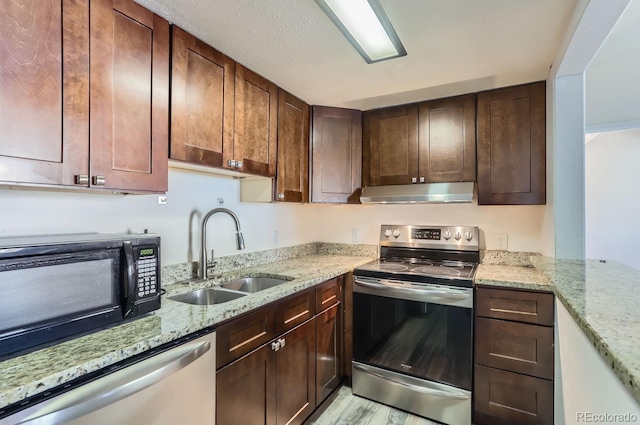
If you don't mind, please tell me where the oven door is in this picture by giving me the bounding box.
[352,275,473,425]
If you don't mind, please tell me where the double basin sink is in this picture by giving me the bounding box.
[168,277,291,305]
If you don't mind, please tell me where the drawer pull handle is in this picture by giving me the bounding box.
[491,308,536,316]
[229,331,267,352]
[321,294,337,305]
[284,309,310,325]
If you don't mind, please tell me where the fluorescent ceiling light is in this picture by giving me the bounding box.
[315,0,407,64]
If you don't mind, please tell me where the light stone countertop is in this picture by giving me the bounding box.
[531,257,640,405]
[475,253,640,405]
[4,246,640,411]
[0,253,374,412]
[475,263,553,291]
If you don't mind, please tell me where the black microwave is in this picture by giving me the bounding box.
[0,233,161,359]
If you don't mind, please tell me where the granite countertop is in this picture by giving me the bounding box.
[0,253,374,411]
[531,257,640,404]
[476,254,640,405]
[475,263,553,291]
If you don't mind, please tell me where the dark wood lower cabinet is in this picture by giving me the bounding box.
[217,277,346,425]
[277,320,316,425]
[316,303,342,405]
[474,286,555,425]
[474,365,553,425]
[217,343,276,425]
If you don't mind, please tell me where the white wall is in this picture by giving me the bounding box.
[0,168,547,266]
[0,169,318,266]
[585,128,640,270]
[555,300,640,424]
[313,203,545,252]
[586,57,640,132]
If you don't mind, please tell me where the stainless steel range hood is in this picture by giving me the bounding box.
[360,182,475,204]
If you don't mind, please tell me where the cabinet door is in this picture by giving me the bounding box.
[311,106,362,203]
[234,64,278,177]
[275,90,309,202]
[170,26,234,169]
[418,94,476,183]
[217,343,276,425]
[474,365,553,425]
[89,0,169,192]
[316,303,342,405]
[0,0,89,187]
[363,104,419,186]
[477,82,546,205]
[276,320,316,425]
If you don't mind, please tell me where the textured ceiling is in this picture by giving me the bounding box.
[135,0,578,110]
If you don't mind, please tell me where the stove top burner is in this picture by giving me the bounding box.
[379,263,409,271]
[354,257,477,284]
[413,265,461,276]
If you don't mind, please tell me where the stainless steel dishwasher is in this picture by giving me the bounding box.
[1,331,216,425]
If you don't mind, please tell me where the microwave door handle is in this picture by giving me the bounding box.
[123,241,136,318]
[14,339,211,425]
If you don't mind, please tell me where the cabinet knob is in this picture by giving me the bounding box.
[227,160,237,168]
[278,193,285,200]
[278,338,285,349]
[92,175,106,186]
[271,341,281,351]
[75,174,89,185]
[419,177,425,183]
[411,177,417,184]
[235,161,243,169]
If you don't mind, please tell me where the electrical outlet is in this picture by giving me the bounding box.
[352,228,360,243]
[497,233,508,250]
[273,230,279,247]
[157,195,167,205]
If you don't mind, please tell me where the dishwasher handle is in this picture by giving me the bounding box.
[16,339,211,424]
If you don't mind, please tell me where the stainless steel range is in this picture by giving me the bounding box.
[352,224,479,425]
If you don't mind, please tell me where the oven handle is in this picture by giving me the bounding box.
[353,364,469,401]
[354,277,470,301]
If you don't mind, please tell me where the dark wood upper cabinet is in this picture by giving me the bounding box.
[234,64,278,177]
[363,104,419,186]
[311,106,362,203]
[276,90,309,203]
[170,26,235,170]
[0,0,89,187]
[477,82,546,205]
[89,0,169,192]
[418,94,476,183]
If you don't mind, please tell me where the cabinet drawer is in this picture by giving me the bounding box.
[216,306,276,368]
[476,287,554,326]
[277,289,315,334]
[475,317,553,380]
[474,365,553,425]
[316,276,342,312]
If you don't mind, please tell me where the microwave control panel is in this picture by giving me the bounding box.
[136,246,158,299]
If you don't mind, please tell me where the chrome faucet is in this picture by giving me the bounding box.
[199,208,245,280]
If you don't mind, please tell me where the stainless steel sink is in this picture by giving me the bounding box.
[168,287,247,305]
[220,277,290,293]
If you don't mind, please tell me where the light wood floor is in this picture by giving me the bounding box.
[305,386,438,425]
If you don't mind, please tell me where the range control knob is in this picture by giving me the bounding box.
[384,229,392,238]
[464,231,473,241]
[454,231,462,241]
[392,228,401,238]
[443,231,452,240]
